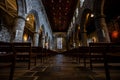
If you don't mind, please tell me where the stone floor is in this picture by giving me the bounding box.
[0,54,120,80]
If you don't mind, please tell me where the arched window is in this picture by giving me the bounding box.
[57,37,63,49]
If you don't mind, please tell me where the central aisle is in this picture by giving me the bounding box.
[16,54,95,80]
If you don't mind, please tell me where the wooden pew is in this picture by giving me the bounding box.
[0,42,16,80]
[63,47,89,66]
[32,47,57,63]
[32,46,43,63]
[77,46,89,67]
[89,42,120,80]
[13,42,37,69]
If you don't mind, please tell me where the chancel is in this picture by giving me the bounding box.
[0,0,120,80]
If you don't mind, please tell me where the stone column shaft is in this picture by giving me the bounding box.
[81,31,87,46]
[33,32,39,46]
[101,16,111,42]
[13,16,26,42]
[94,0,110,42]
[95,15,110,42]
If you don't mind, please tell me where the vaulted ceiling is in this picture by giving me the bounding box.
[0,0,120,33]
[41,0,78,32]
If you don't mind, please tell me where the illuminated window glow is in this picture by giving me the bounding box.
[80,0,84,7]
[57,38,63,49]
[76,8,79,17]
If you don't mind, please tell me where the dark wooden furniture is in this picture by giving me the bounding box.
[64,47,89,65]
[32,46,43,63]
[13,42,37,69]
[0,42,16,80]
[89,42,120,80]
[77,47,89,67]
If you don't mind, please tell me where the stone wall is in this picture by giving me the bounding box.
[0,26,11,42]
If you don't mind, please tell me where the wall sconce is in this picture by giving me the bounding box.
[26,17,29,21]
[45,42,48,49]
[90,14,94,17]
[23,34,28,42]
[92,36,97,42]
[112,31,119,39]
[78,26,80,30]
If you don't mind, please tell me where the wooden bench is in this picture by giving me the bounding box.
[63,47,89,66]
[0,42,16,80]
[42,48,51,63]
[13,42,37,69]
[77,47,89,67]
[32,46,43,63]
[89,42,120,80]
[32,47,56,63]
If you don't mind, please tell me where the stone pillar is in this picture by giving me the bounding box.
[95,16,110,42]
[72,30,76,48]
[94,15,105,42]
[76,25,80,47]
[94,0,110,42]
[81,30,87,46]
[100,15,110,42]
[33,32,39,46]
[13,16,26,42]
[49,38,52,50]
[41,35,45,48]
[48,37,50,49]
[101,0,110,42]
[45,35,48,49]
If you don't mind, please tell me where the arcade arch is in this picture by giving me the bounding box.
[80,9,97,46]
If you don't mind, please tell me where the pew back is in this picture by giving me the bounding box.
[0,42,16,80]
[13,42,36,69]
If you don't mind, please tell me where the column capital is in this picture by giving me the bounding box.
[15,16,26,21]
[34,32,39,34]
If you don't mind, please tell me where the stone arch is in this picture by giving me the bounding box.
[27,10,40,33]
[80,8,93,46]
[80,9,92,32]
[24,10,41,46]
[23,13,35,44]
[14,0,41,44]
[12,0,28,42]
